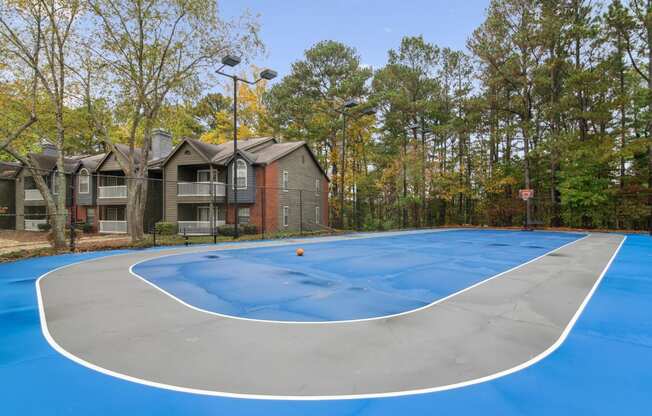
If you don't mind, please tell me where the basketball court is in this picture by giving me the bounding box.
[1,229,650,414]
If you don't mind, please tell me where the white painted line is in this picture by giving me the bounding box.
[127,234,590,324]
[34,231,621,401]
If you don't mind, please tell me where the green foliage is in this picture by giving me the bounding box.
[217,224,258,236]
[155,222,177,236]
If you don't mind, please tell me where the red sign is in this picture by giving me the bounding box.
[519,189,534,201]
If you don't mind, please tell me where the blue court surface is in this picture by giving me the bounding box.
[1,229,651,415]
[133,230,582,321]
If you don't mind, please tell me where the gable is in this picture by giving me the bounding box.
[166,141,209,167]
[97,151,123,171]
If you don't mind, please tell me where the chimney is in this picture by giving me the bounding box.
[40,140,57,157]
[150,129,173,160]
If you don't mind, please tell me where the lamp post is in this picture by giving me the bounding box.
[337,101,375,229]
[216,55,276,238]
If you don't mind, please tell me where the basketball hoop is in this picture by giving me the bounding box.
[519,189,534,201]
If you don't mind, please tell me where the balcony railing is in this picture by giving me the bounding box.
[98,185,127,199]
[24,189,44,201]
[177,220,225,235]
[177,182,226,197]
[24,219,47,231]
[99,220,127,234]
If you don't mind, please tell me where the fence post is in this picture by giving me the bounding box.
[69,172,76,251]
[261,186,266,239]
[299,189,303,236]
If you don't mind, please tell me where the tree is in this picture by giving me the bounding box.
[608,0,652,233]
[85,0,262,241]
[0,0,82,249]
[266,40,372,225]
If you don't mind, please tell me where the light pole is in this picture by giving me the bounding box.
[216,55,276,238]
[337,100,375,229]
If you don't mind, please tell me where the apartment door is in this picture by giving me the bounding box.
[197,206,210,222]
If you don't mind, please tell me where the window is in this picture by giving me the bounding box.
[87,208,95,225]
[283,206,289,227]
[232,159,247,189]
[78,169,90,193]
[315,206,320,225]
[197,206,210,222]
[197,169,217,183]
[282,170,289,191]
[238,207,250,224]
[315,178,320,194]
[106,207,119,221]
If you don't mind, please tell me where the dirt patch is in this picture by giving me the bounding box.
[0,230,130,256]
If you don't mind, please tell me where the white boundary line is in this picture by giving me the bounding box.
[33,232,625,401]
[128,234,591,324]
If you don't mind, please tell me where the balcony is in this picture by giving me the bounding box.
[24,219,47,231]
[99,220,128,234]
[177,182,226,197]
[98,185,127,199]
[24,189,44,201]
[177,220,225,235]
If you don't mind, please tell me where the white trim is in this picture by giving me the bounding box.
[238,206,250,224]
[315,205,320,225]
[78,168,90,194]
[283,205,289,227]
[231,159,247,190]
[282,170,289,192]
[34,231,622,401]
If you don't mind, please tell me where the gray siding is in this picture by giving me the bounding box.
[226,158,256,204]
[163,141,226,222]
[99,153,123,171]
[275,146,328,232]
[75,170,96,206]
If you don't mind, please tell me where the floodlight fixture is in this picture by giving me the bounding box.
[221,55,241,67]
[259,69,277,80]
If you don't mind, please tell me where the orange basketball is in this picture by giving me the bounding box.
[296,248,304,256]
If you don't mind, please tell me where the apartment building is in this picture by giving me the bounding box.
[4,131,329,235]
[162,136,329,234]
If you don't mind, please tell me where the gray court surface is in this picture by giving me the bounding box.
[39,232,623,397]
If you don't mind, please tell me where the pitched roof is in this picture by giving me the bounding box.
[79,153,106,172]
[162,136,328,180]
[27,153,80,174]
[252,141,305,164]
[0,161,21,179]
[166,137,277,166]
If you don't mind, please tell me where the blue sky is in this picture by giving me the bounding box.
[220,0,491,79]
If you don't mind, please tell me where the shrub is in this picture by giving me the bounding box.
[81,223,94,233]
[155,222,177,235]
[242,224,258,235]
[217,224,236,236]
[37,222,51,231]
[217,224,258,236]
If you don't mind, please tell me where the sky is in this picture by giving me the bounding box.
[219,0,491,80]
